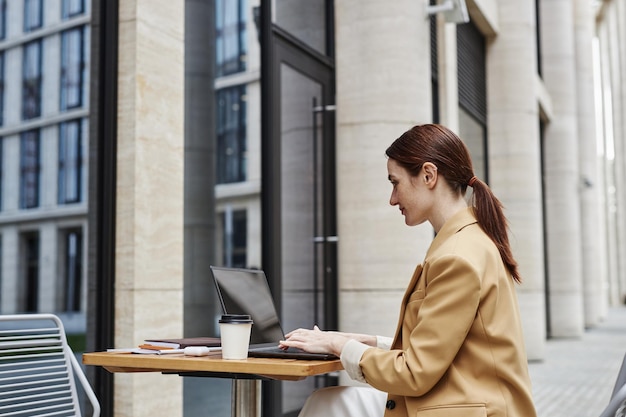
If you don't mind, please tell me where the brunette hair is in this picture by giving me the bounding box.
[385,124,521,283]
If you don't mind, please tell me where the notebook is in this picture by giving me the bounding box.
[209,266,337,361]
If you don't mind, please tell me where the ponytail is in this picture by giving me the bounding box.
[468,178,521,283]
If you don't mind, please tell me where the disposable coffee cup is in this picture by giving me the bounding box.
[219,314,253,360]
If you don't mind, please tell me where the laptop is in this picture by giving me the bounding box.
[209,266,337,360]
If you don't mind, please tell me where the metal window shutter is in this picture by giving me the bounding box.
[457,22,487,124]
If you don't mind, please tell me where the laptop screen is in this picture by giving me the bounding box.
[210,266,285,345]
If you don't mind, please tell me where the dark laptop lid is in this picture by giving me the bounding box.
[210,266,285,345]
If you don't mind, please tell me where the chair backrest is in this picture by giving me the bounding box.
[0,313,100,417]
[599,352,626,417]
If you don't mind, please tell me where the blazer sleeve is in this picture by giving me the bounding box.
[358,253,482,397]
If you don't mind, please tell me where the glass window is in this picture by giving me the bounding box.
[21,232,39,312]
[0,137,3,210]
[20,130,40,209]
[62,229,83,312]
[0,51,4,126]
[23,0,42,32]
[274,0,327,56]
[0,235,2,311]
[58,120,82,204]
[0,0,6,40]
[222,208,247,268]
[0,137,4,210]
[62,0,84,19]
[22,40,42,120]
[60,27,84,110]
[216,85,247,184]
[216,0,247,77]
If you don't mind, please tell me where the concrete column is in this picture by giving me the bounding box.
[114,1,185,417]
[596,15,621,308]
[540,0,585,337]
[38,223,57,312]
[574,0,603,327]
[0,228,18,313]
[335,0,434,382]
[437,20,459,132]
[487,0,546,359]
[613,0,626,304]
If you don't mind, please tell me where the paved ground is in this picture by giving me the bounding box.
[528,305,626,417]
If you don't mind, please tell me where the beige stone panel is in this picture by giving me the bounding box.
[339,290,405,337]
[497,0,536,26]
[113,1,185,416]
[336,123,433,290]
[114,289,183,417]
[335,0,433,341]
[114,372,182,417]
[115,4,184,291]
[115,14,140,292]
[487,0,546,357]
[114,287,183,347]
[119,0,184,40]
[487,134,542,192]
[335,0,430,125]
[548,293,585,338]
[516,291,546,361]
[574,0,601,330]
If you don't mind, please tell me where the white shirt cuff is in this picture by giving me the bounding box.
[340,339,371,383]
[376,336,392,350]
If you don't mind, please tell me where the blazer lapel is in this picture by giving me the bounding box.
[391,264,423,348]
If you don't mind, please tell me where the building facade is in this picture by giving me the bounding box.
[1,0,626,416]
[0,0,90,331]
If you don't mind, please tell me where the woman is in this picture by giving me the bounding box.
[280,124,537,417]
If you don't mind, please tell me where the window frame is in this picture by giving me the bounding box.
[0,0,6,40]
[61,228,83,312]
[62,0,85,19]
[58,120,83,204]
[20,129,40,209]
[23,0,43,32]
[215,0,247,77]
[216,84,247,184]
[0,51,4,126]
[221,208,247,268]
[60,27,85,111]
[22,40,43,120]
[20,232,40,312]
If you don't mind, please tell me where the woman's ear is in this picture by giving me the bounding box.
[422,162,438,187]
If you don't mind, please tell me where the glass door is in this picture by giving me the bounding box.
[261,21,337,417]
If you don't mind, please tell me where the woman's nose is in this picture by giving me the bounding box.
[389,191,397,206]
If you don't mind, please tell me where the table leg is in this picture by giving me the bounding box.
[231,379,261,417]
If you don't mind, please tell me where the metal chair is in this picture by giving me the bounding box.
[0,314,100,417]
[600,352,626,417]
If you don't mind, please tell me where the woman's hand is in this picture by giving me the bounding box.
[279,326,349,357]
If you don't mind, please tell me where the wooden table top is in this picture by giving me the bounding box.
[83,351,343,381]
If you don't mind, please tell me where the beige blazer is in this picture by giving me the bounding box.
[359,208,537,417]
